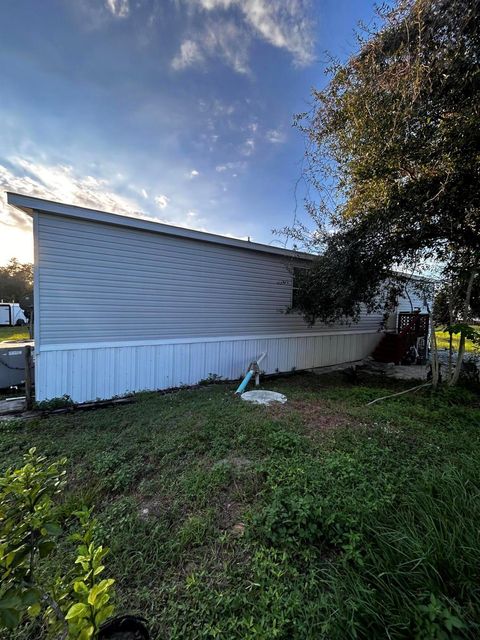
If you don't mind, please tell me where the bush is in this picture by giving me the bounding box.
[0,449,115,639]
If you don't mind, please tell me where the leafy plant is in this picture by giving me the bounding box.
[34,395,75,411]
[0,449,115,638]
[0,448,66,629]
[414,593,466,640]
[198,373,223,386]
[65,509,115,639]
[446,324,480,347]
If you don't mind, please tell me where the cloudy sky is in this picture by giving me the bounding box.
[0,0,379,264]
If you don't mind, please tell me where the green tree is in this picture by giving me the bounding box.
[0,258,34,313]
[291,0,479,384]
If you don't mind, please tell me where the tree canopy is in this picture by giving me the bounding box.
[0,258,33,310]
[290,0,479,328]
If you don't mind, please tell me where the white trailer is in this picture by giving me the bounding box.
[0,303,28,326]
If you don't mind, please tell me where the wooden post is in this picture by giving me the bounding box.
[29,307,34,340]
[24,345,33,410]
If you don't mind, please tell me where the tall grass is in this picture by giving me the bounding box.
[328,460,480,638]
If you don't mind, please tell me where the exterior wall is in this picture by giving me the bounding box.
[36,332,382,403]
[33,209,385,402]
[385,286,432,331]
[36,212,384,345]
[396,289,430,314]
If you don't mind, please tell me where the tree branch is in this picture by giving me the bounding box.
[41,591,68,640]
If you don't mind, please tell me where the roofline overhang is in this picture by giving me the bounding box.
[6,192,313,260]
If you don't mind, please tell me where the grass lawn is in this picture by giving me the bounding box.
[1,372,479,639]
[0,325,30,342]
[435,327,478,352]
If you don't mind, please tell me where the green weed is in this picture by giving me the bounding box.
[0,373,479,638]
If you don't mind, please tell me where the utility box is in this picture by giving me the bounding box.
[0,341,34,389]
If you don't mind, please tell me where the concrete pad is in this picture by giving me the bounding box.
[384,365,428,381]
[241,390,287,405]
[0,397,26,416]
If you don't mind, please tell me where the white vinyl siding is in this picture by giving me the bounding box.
[396,290,430,314]
[35,332,382,403]
[36,212,384,346]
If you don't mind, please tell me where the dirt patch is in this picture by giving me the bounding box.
[268,399,353,434]
[215,455,252,469]
[230,522,245,537]
[137,494,173,520]
[216,493,246,531]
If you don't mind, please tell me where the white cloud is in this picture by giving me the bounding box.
[223,231,250,241]
[172,40,204,70]
[0,156,256,265]
[199,99,235,117]
[0,158,149,264]
[241,138,255,156]
[212,100,235,116]
[172,18,251,74]
[5,158,145,218]
[190,169,200,177]
[127,184,149,199]
[266,128,286,144]
[155,194,170,209]
[176,0,315,72]
[215,160,247,173]
[242,0,315,67]
[105,0,130,18]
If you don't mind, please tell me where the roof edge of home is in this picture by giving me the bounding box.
[6,191,312,260]
[5,192,440,282]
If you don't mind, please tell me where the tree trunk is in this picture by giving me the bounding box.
[450,332,466,386]
[447,332,453,379]
[449,269,477,386]
[24,345,33,410]
[430,312,440,389]
[447,281,454,381]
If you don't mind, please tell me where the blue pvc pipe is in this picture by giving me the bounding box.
[235,369,254,394]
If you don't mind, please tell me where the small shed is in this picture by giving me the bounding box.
[7,193,429,402]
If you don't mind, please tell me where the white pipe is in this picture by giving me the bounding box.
[235,352,267,394]
[256,352,267,366]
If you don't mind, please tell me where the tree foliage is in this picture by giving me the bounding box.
[291,0,479,310]
[0,258,33,310]
[289,0,479,380]
[434,277,480,325]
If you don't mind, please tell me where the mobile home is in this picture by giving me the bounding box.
[7,193,429,402]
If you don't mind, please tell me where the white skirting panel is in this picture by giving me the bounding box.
[35,332,383,403]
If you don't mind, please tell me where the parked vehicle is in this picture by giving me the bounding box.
[0,302,28,326]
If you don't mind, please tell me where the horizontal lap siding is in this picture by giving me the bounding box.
[37,213,384,345]
[35,333,382,402]
[396,290,430,314]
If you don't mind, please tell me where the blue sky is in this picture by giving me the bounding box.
[0,0,380,264]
